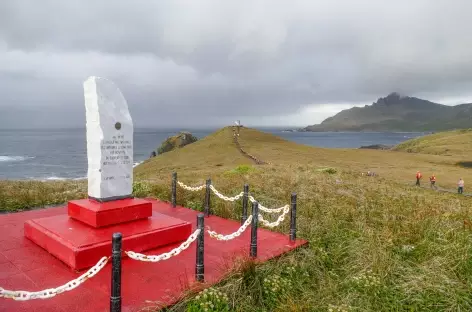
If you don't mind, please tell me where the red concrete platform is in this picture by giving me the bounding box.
[24,212,192,270]
[0,200,307,312]
[67,198,152,228]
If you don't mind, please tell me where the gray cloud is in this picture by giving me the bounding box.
[1,0,472,128]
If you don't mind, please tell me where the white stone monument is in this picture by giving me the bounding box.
[83,76,133,202]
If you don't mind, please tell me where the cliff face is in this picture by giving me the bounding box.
[156,132,198,155]
[304,93,472,132]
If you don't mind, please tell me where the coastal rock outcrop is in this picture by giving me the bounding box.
[156,132,198,155]
[359,144,393,150]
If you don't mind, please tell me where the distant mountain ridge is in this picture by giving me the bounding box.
[304,92,472,132]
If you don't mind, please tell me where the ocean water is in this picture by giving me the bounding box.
[0,128,425,180]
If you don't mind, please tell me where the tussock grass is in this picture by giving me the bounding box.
[153,168,472,311]
[0,180,86,212]
[2,127,472,310]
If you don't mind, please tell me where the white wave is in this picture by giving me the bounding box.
[44,176,68,181]
[0,155,35,162]
[133,161,143,168]
[39,176,86,182]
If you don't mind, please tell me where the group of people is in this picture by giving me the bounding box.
[415,171,465,194]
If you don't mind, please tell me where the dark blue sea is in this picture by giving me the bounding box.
[0,128,425,180]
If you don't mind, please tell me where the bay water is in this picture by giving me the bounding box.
[0,128,424,180]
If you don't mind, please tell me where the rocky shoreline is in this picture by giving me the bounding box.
[359,144,393,150]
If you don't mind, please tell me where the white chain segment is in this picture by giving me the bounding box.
[209,185,244,202]
[0,256,109,301]
[177,181,206,192]
[258,205,290,228]
[207,215,253,241]
[126,229,201,262]
[248,195,289,214]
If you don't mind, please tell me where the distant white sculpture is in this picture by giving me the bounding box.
[234,120,241,136]
[83,76,133,201]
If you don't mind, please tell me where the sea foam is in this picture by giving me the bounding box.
[40,176,87,182]
[0,156,34,162]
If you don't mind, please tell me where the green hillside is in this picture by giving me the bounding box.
[135,126,471,187]
[304,92,472,132]
[393,128,472,158]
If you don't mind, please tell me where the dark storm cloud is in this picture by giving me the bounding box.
[1,0,472,128]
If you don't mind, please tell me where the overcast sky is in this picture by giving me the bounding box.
[1,0,472,129]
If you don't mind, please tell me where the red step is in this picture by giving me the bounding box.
[68,198,153,228]
[24,212,192,270]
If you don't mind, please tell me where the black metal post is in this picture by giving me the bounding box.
[290,193,297,242]
[241,184,249,225]
[171,172,177,208]
[204,178,211,217]
[195,213,204,282]
[250,201,259,258]
[110,233,122,312]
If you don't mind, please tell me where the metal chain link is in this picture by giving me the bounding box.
[248,195,289,214]
[208,185,244,202]
[177,181,206,192]
[0,256,109,301]
[125,229,201,262]
[178,181,285,213]
[258,205,290,228]
[207,215,253,241]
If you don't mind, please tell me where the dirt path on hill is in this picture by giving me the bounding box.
[417,184,472,197]
[232,126,269,165]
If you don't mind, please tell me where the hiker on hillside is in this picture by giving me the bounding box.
[416,171,422,186]
[458,178,465,194]
[430,174,437,189]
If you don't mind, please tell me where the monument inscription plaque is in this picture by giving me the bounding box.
[83,76,133,201]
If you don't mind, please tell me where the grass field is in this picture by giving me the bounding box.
[1,127,472,311]
[394,128,472,158]
[135,126,472,189]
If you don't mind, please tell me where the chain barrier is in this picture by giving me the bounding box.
[178,179,288,213]
[207,215,253,241]
[179,180,289,215]
[177,181,206,192]
[125,229,201,262]
[1,230,201,300]
[0,256,109,301]
[209,185,244,202]
[248,196,288,214]
[258,205,290,228]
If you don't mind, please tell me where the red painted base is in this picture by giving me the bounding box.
[1,200,307,312]
[24,212,192,270]
[67,198,152,228]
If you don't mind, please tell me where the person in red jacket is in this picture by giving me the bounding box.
[416,171,422,186]
[430,174,437,189]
